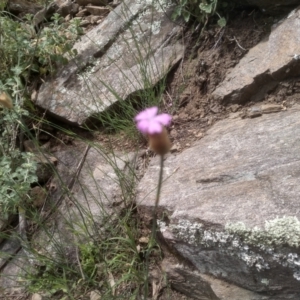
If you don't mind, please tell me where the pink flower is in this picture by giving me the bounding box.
[134,107,172,135]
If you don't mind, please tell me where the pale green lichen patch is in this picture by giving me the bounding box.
[170,219,204,244]
[140,0,173,13]
[161,217,300,276]
[151,21,161,35]
[261,278,269,285]
[226,216,300,248]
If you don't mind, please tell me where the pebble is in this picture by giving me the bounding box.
[195,132,203,138]
[90,290,101,300]
[31,294,43,300]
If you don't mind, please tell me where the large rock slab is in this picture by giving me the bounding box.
[233,0,300,15]
[31,143,136,262]
[0,249,29,294]
[212,8,300,105]
[137,106,300,299]
[0,215,17,244]
[162,259,219,300]
[163,258,272,300]
[36,0,184,125]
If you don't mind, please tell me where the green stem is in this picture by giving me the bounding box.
[151,154,164,242]
[144,154,164,298]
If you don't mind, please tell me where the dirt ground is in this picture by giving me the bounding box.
[162,10,270,153]
[163,12,300,156]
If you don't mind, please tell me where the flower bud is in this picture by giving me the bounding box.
[148,127,171,155]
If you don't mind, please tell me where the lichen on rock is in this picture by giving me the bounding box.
[158,214,300,295]
[226,216,300,248]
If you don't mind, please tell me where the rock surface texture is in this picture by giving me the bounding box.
[137,106,300,299]
[36,0,184,125]
[31,143,135,261]
[213,7,300,104]
[0,143,136,290]
[233,0,300,15]
[6,0,42,16]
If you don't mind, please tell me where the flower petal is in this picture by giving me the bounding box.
[148,120,163,134]
[136,120,150,134]
[154,113,172,126]
[135,107,158,122]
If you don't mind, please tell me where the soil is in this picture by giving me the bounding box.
[162,11,270,153]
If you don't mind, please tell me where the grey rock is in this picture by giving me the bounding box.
[85,5,110,16]
[200,274,273,300]
[162,259,219,300]
[80,19,92,27]
[233,0,300,15]
[0,249,29,293]
[33,2,59,28]
[76,0,108,6]
[0,236,21,271]
[212,8,300,105]
[137,106,300,299]
[56,0,79,17]
[163,259,269,300]
[0,215,16,243]
[76,8,89,17]
[31,143,136,264]
[90,15,102,24]
[31,294,43,300]
[246,105,263,118]
[246,104,283,118]
[65,14,72,22]
[90,290,102,300]
[36,0,184,125]
[260,103,284,114]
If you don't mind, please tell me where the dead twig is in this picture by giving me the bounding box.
[211,27,225,50]
[228,36,247,51]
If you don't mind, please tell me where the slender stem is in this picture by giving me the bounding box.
[151,154,164,241]
[144,154,164,298]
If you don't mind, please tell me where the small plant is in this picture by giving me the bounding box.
[172,0,227,27]
[79,241,99,279]
[26,259,74,296]
[0,98,37,219]
[0,1,6,12]
[0,12,82,98]
[0,7,81,219]
[0,151,37,219]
